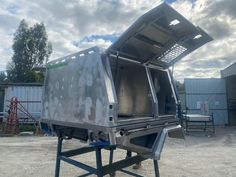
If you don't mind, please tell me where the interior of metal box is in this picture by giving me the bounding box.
[109,57,176,120]
[150,68,176,115]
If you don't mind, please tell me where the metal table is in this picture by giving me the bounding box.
[183,114,215,134]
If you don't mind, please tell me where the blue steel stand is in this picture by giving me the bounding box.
[54,136,160,177]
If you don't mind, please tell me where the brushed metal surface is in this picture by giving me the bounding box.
[42,47,113,127]
[112,61,153,117]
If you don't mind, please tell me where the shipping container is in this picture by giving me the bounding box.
[221,63,236,125]
[2,84,43,120]
[185,78,226,94]
[184,78,228,125]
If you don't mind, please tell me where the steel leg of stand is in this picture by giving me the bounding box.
[126,151,132,158]
[55,137,63,177]
[109,149,114,165]
[153,160,160,177]
[95,148,103,177]
[109,148,115,177]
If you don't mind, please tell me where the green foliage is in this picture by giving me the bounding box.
[176,80,185,92]
[0,71,9,83]
[7,19,52,83]
[19,124,36,132]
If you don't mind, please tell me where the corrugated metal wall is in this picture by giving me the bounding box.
[225,76,236,125]
[4,86,43,119]
[179,92,186,110]
[185,78,228,125]
[185,78,226,94]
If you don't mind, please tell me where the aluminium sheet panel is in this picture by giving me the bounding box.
[107,3,212,68]
[41,47,112,127]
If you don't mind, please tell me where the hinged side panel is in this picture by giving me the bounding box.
[107,3,212,68]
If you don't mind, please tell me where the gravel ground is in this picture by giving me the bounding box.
[0,127,235,177]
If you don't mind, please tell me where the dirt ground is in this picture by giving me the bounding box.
[0,127,236,177]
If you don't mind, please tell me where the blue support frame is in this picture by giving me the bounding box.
[54,136,160,177]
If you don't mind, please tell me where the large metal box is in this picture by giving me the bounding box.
[41,3,212,159]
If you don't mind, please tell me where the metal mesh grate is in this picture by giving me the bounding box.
[157,44,187,63]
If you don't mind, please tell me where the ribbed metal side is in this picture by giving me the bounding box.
[185,78,226,94]
[4,86,42,119]
[185,78,228,125]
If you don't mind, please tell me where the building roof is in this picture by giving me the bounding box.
[221,62,236,78]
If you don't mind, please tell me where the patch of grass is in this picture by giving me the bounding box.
[19,125,36,132]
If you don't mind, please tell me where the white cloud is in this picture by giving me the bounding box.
[172,0,236,81]
[0,0,235,82]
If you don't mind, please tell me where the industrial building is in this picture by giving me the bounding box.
[181,61,236,126]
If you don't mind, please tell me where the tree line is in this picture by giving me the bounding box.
[1,19,52,83]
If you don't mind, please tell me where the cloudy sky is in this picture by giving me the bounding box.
[0,0,235,81]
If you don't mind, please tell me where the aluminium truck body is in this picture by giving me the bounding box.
[40,3,212,159]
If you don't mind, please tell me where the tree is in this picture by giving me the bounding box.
[7,19,52,82]
[176,80,185,92]
[0,71,8,83]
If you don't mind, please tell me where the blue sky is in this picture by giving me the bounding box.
[164,0,176,3]
[0,0,236,81]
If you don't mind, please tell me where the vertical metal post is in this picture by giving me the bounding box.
[55,136,63,177]
[212,113,215,133]
[95,148,103,177]
[109,148,115,177]
[185,119,188,134]
[109,148,114,165]
[126,151,132,158]
[145,67,159,118]
[153,160,160,177]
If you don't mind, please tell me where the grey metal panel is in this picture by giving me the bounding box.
[186,94,227,110]
[4,86,42,118]
[188,110,228,125]
[185,78,228,125]
[225,76,236,125]
[221,62,236,78]
[185,78,226,94]
[114,63,153,116]
[41,47,113,127]
[107,3,212,68]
